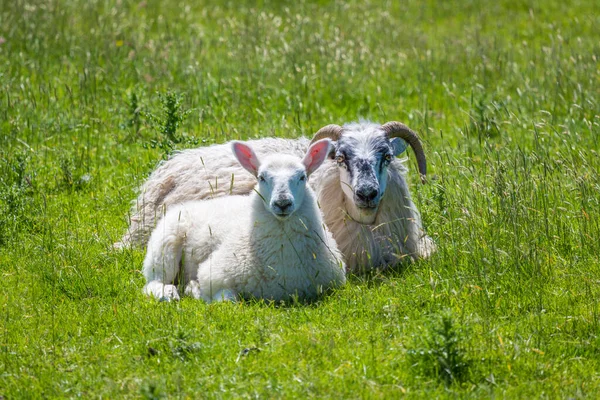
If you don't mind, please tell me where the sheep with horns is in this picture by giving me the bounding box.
[117,121,436,273]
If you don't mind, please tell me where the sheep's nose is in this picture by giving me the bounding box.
[356,187,378,203]
[274,198,293,213]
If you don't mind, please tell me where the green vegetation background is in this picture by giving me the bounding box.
[1,0,599,397]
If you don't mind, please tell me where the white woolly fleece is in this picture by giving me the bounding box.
[142,190,346,302]
[122,130,435,273]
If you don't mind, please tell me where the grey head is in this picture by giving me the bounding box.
[310,121,427,225]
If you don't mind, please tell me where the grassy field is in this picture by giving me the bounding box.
[1,0,599,397]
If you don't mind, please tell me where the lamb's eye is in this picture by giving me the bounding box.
[335,155,345,165]
[299,174,306,182]
[258,175,265,182]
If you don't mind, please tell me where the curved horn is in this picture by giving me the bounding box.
[381,121,428,183]
[310,124,343,145]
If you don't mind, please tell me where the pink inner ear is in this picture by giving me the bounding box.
[233,142,259,175]
[308,145,322,159]
[236,144,256,169]
[304,139,330,175]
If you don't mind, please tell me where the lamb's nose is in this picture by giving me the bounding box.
[356,187,378,203]
[274,198,293,213]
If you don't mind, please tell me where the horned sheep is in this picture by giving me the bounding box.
[123,121,436,273]
[142,139,346,302]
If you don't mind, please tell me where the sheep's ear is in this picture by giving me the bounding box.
[303,139,331,176]
[390,137,408,156]
[232,141,260,176]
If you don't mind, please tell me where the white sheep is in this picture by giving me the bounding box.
[123,121,435,273]
[142,139,346,302]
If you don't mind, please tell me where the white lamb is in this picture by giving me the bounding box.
[142,139,346,302]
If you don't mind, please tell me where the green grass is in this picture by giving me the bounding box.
[1,0,599,397]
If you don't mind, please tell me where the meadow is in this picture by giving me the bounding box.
[1,0,599,397]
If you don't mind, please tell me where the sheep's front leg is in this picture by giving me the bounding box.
[142,225,184,301]
[417,235,437,259]
[184,280,202,299]
[144,281,180,301]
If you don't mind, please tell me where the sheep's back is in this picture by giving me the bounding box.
[144,137,310,204]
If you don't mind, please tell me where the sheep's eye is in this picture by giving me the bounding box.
[335,155,345,165]
[258,175,265,182]
[299,174,306,182]
[384,154,393,164]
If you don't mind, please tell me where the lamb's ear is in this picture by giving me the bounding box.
[303,139,331,176]
[390,137,408,156]
[232,141,260,176]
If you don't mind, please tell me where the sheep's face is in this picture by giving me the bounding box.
[333,125,407,224]
[257,160,308,220]
[232,139,331,221]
